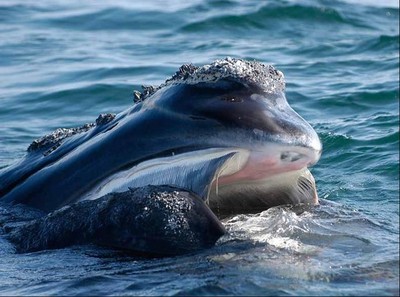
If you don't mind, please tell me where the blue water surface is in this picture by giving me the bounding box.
[0,0,399,295]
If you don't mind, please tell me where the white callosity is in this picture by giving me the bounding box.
[139,57,286,101]
[182,57,285,92]
[27,124,94,153]
[28,113,115,153]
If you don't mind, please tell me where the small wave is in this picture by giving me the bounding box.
[180,4,366,33]
[315,89,398,114]
[318,131,354,150]
[318,112,399,146]
[0,3,49,22]
[5,84,132,118]
[355,34,400,53]
[341,89,398,108]
[37,7,184,32]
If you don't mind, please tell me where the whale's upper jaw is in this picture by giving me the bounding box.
[26,58,286,155]
[134,57,286,102]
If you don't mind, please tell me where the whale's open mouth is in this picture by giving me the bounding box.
[81,144,320,217]
[207,145,320,216]
[213,145,320,186]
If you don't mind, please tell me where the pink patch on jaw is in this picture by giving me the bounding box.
[217,151,310,186]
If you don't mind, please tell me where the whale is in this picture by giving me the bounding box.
[0,58,322,254]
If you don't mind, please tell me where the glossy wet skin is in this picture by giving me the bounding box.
[0,67,321,216]
[154,80,320,170]
[149,79,320,153]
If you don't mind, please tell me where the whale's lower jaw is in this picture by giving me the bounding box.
[207,168,318,218]
[80,147,318,218]
[204,146,319,217]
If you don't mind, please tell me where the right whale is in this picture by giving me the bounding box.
[0,57,322,254]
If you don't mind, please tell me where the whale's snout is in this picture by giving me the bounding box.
[247,91,322,165]
[193,85,322,168]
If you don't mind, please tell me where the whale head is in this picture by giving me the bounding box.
[89,58,322,217]
[1,58,321,217]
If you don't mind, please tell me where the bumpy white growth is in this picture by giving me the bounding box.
[28,113,115,153]
[139,57,286,100]
[182,57,285,93]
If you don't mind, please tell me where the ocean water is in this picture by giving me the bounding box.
[0,0,398,295]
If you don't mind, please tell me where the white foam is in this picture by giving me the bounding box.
[224,208,320,254]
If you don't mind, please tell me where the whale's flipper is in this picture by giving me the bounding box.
[3,185,225,256]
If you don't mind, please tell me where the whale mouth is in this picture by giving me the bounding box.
[80,145,319,218]
[206,145,320,217]
[213,145,320,186]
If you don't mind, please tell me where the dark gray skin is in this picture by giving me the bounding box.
[3,186,225,256]
[0,58,321,254]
